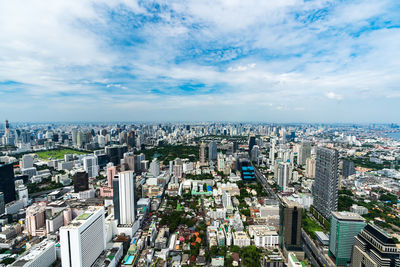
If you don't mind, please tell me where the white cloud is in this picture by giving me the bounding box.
[326,92,343,100]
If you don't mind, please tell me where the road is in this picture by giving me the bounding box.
[253,166,277,200]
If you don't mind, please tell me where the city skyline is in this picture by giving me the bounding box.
[1,1,400,122]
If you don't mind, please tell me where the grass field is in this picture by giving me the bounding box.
[36,149,88,160]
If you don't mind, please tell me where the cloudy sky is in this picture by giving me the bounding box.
[0,0,399,123]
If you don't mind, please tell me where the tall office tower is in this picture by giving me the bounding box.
[106,164,117,187]
[251,145,260,162]
[217,153,225,171]
[127,131,135,148]
[270,139,276,163]
[0,192,4,214]
[83,155,99,178]
[173,164,183,179]
[222,192,233,209]
[20,154,34,169]
[136,153,145,172]
[277,162,290,192]
[248,135,256,153]
[312,147,339,219]
[169,160,174,174]
[17,185,29,206]
[342,160,356,178]
[105,145,128,166]
[118,171,137,225]
[351,223,400,267]
[0,162,16,203]
[60,206,106,267]
[279,197,302,252]
[199,141,206,165]
[298,142,311,166]
[208,141,217,161]
[71,128,78,145]
[232,141,238,153]
[149,158,160,177]
[26,202,47,237]
[123,154,136,172]
[4,120,9,133]
[73,171,89,193]
[329,212,366,266]
[305,157,316,178]
[112,177,120,223]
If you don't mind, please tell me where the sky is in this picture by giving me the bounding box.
[0,0,400,123]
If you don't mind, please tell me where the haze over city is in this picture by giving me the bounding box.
[1,0,400,122]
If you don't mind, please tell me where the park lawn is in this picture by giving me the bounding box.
[36,149,88,160]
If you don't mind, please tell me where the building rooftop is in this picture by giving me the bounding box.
[12,240,55,266]
[331,211,365,221]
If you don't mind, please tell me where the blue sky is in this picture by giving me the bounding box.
[0,0,399,122]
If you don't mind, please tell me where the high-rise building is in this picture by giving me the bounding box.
[208,141,217,161]
[149,158,160,177]
[73,171,89,193]
[217,153,225,172]
[17,185,29,206]
[106,164,117,187]
[222,192,233,209]
[20,154,34,169]
[118,171,137,225]
[0,162,16,203]
[312,147,339,219]
[251,145,260,162]
[200,141,206,165]
[351,223,400,267]
[12,239,56,267]
[112,177,120,223]
[248,135,256,153]
[60,206,106,267]
[105,145,128,166]
[298,142,311,166]
[0,192,5,215]
[342,160,356,178]
[26,202,47,237]
[329,211,366,266]
[71,128,78,145]
[305,157,316,178]
[83,156,99,178]
[277,162,290,192]
[279,197,302,252]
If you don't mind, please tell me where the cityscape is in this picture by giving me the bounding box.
[0,121,399,266]
[1,0,400,267]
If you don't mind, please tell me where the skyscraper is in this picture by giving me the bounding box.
[118,171,137,225]
[277,162,290,192]
[71,128,78,145]
[73,171,89,193]
[351,223,400,267]
[60,206,106,267]
[298,142,311,166]
[106,164,117,187]
[149,158,160,177]
[312,147,339,219]
[248,135,256,153]
[208,141,217,161]
[251,145,260,162]
[83,155,99,178]
[113,176,120,223]
[342,160,356,178]
[199,141,206,165]
[0,162,16,203]
[305,157,316,178]
[329,211,366,266]
[279,197,302,252]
